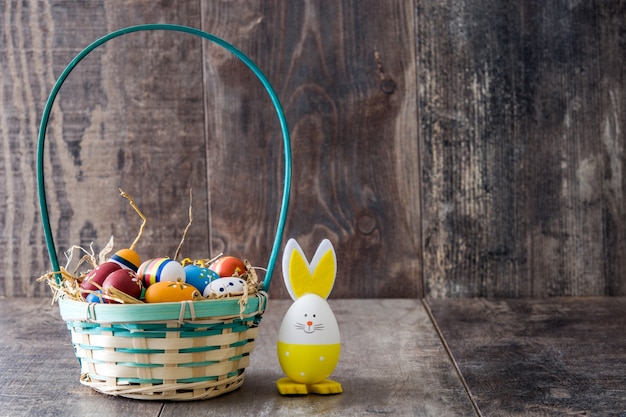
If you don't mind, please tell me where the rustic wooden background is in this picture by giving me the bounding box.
[1,0,624,299]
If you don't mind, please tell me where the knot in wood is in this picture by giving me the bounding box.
[381,78,396,94]
[357,215,377,235]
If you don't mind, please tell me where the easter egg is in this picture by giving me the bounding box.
[203,277,247,297]
[85,290,107,303]
[209,256,247,277]
[109,248,141,271]
[80,262,122,296]
[277,293,341,385]
[184,265,219,293]
[102,269,143,299]
[137,258,185,287]
[144,280,201,303]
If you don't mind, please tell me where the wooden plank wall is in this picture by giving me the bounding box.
[419,0,626,298]
[1,0,624,299]
[1,0,419,299]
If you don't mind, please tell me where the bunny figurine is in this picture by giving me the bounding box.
[276,238,342,395]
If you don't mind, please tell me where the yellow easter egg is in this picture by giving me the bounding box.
[143,280,200,303]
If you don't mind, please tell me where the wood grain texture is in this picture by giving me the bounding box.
[0,298,476,416]
[5,0,626,299]
[1,0,208,297]
[200,0,421,299]
[2,0,420,299]
[164,299,475,417]
[426,297,626,416]
[0,298,163,417]
[418,1,626,297]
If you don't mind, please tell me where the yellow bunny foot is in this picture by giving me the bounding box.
[277,377,342,395]
[277,377,309,395]
[308,379,343,395]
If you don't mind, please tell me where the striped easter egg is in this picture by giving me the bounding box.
[137,257,185,287]
[109,248,141,272]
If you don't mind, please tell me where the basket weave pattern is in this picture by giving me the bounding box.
[63,293,266,400]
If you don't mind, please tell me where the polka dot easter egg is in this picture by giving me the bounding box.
[184,265,219,293]
[203,277,246,298]
[137,258,185,287]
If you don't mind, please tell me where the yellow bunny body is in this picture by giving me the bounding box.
[277,342,341,384]
[276,239,343,395]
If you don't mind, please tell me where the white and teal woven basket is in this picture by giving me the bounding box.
[36,24,291,401]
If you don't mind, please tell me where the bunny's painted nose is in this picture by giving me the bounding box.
[307,321,313,326]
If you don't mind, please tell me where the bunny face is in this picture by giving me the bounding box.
[278,293,340,345]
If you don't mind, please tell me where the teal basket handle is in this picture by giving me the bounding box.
[36,24,291,293]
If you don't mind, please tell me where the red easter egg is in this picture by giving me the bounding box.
[209,256,247,278]
[102,269,143,300]
[80,262,122,296]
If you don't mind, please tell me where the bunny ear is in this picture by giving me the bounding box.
[282,239,303,300]
[282,238,337,300]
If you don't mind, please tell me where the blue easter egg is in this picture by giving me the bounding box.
[184,265,220,293]
[85,290,106,303]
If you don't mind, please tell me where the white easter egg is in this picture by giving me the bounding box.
[203,277,246,297]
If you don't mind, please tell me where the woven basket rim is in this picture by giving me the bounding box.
[58,291,267,324]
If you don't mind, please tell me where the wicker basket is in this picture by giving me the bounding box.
[36,24,291,401]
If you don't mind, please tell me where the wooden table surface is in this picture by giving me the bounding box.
[2,297,624,416]
[426,297,626,417]
[0,298,474,417]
